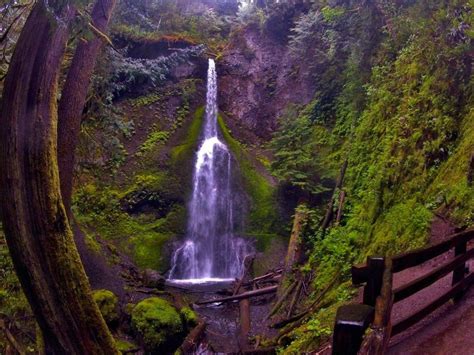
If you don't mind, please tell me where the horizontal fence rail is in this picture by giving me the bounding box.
[332,228,474,355]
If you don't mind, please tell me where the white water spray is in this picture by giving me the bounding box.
[169,59,251,282]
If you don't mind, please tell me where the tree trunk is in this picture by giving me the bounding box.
[0,1,118,353]
[321,160,348,231]
[284,204,308,272]
[57,0,117,213]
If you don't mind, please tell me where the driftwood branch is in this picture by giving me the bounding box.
[196,285,277,305]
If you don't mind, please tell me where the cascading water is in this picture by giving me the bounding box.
[169,59,251,282]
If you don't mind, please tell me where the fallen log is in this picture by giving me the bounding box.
[284,205,308,272]
[287,279,303,318]
[266,280,297,319]
[196,285,278,305]
[321,160,348,231]
[270,272,340,330]
[335,190,346,226]
[243,275,281,289]
[179,321,206,353]
[251,269,282,283]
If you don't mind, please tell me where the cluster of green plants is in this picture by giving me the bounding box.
[0,226,36,353]
[73,177,181,271]
[136,128,170,157]
[268,0,473,351]
[111,0,234,52]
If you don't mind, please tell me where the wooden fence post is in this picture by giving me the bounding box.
[332,304,375,355]
[452,241,468,302]
[363,257,385,307]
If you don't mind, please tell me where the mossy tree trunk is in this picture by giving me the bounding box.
[284,204,308,272]
[58,0,117,213]
[0,1,118,353]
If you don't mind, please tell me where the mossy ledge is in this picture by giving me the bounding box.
[217,113,285,250]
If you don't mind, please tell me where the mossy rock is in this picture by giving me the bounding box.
[92,289,119,325]
[179,306,198,329]
[115,338,137,353]
[131,297,184,353]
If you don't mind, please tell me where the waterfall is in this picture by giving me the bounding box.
[169,59,251,282]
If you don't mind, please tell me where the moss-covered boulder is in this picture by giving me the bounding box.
[179,306,198,329]
[92,289,119,325]
[131,297,184,353]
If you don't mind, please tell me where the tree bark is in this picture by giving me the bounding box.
[321,159,348,231]
[0,1,117,353]
[284,204,308,272]
[57,0,117,213]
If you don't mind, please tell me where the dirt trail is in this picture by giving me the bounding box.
[388,218,474,354]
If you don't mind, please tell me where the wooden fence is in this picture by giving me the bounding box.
[332,228,474,355]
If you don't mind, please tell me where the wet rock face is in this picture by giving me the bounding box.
[218,25,315,141]
[142,269,166,289]
[120,189,183,218]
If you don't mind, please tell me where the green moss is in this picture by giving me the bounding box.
[427,109,474,225]
[74,163,191,272]
[171,107,205,163]
[130,93,162,108]
[92,289,119,325]
[179,306,198,329]
[217,114,280,238]
[115,338,137,353]
[130,230,172,271]
[84,231,101,254]
[136,129,170,156]
[131,297,184,353]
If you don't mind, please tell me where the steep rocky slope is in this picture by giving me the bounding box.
[219,24,315,140]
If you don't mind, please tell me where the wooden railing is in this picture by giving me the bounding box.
[332,228,474,355]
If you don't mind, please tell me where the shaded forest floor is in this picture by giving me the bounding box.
[75,214,474,354]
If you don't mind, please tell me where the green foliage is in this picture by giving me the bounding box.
[321,6,345,23]
[131,297,184,353]
[115,338,137,353]
[105,46,204,99]
[131,93,162,108]
[137,129,170,156]
[217,114,281,236]
[171,106,205,162]
[73,182,176,272]
[112,0,233,52]
[92,289,119,325]
[277,1,473,352]
[270,105,330,194]
[0,227,35,353]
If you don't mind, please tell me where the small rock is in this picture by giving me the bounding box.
[142,269,166,289]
